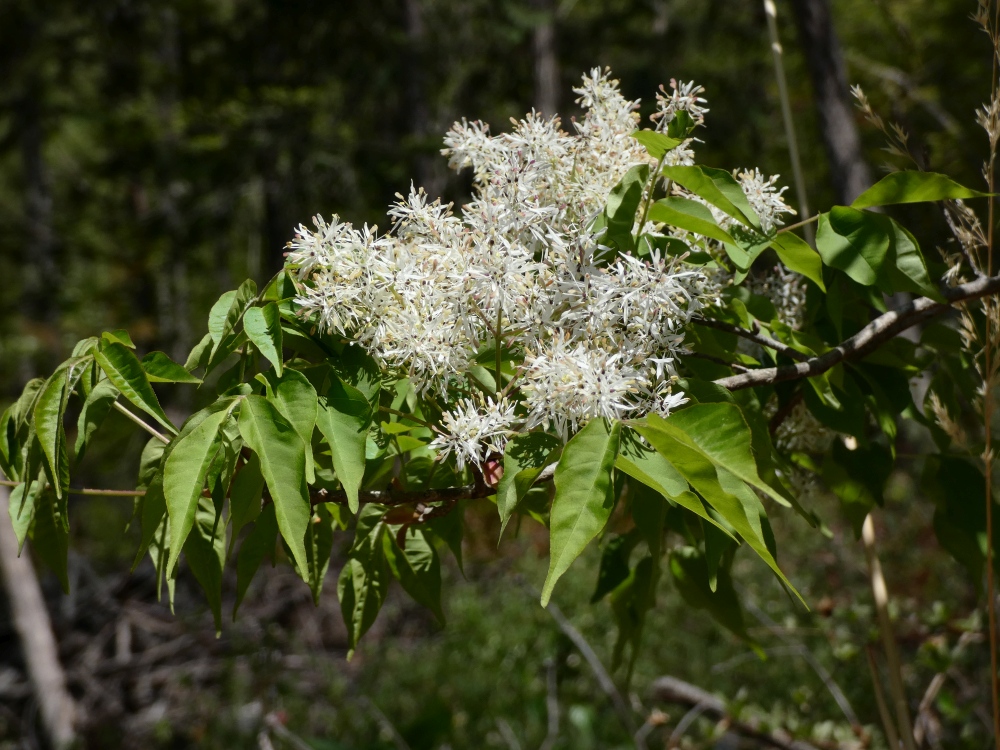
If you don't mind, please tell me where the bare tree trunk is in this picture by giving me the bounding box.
[533,0,559,116]
[789,0,871,204]
[0,487,76,748]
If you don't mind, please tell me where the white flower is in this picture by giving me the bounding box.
[735,168,796,235]
[521,335,649,438]
[652,79,709,128]
[429,397,517,471]
[289,69,718,442]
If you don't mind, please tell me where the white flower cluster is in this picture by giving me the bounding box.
[429,397,516,471]
[734,168,796,235]
[287,69,792,470]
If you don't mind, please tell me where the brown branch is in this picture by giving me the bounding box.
[309,463,557,508]
[0,479,146,498]
[768,391,804,436]
[692,316,810,362]
[715,273,1000,391]
[650,676,822,750]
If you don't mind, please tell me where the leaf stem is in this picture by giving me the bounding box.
[776,214,819,235]
[638,151,669,235]
[112,401,171,444]
[0,479,146,498]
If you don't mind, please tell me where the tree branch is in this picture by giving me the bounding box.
[715,273,1000,391]
[310,463,557,508]
[692,316,810,362]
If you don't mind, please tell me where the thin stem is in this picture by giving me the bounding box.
[862,514,917,750]
[495,298,503,393]
[0,479,146,498]
[866,646,903,750]
[691,316,809,362]
[638,150,669,235]
[776,214,819,235]
[112,402,171,444]
[763,0,813,244]
[499,366,525,400]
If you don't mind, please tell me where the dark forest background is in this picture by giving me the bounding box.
[0,0,997,748]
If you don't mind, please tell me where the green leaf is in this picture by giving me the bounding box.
[883,219,944,301]
[263,369,318,485]
[102,329,135,348]
[141,351,202,384]
[8,480,40,552]
[815,208,886,286]
[424,509,464,574]
[183,496,226,632]
[591,531,638,603]
[496,432,561,536]
[669,546,752,642]
[184,333,213,372]
[238,395,311,576]
[631,130,684,159]
[652,405,787,506]
[816,208,942,300]
[603,164,649,253]
[667,110,696,139]
[615,434,736,540]
[661,165,760,230]
[648,197,736,244]
[339,508,390,656]
[384,526,444,623]
[769,231,826,291]
[13,379,45,429]
[133,475,166,572]
[634,410,800,601]
[75,379,119,458]
[163,409,230,576]
[208,280,257,361]
[541,418,622,606]
[330,346,382,406]
[229,452,265,552]
[95,342,177,434]
[316,375,371,513]
[244,303,284,376]
[31,489,70,593]
[609,555,658,675]
[631,482,667,560]
[301,504,337,604]
[234,503,278,616]
[852,171,990,209]
[33,368,70,500]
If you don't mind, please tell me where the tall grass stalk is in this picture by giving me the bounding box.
[763,0,812,244]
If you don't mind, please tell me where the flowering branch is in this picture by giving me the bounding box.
[715,273,1000,391]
